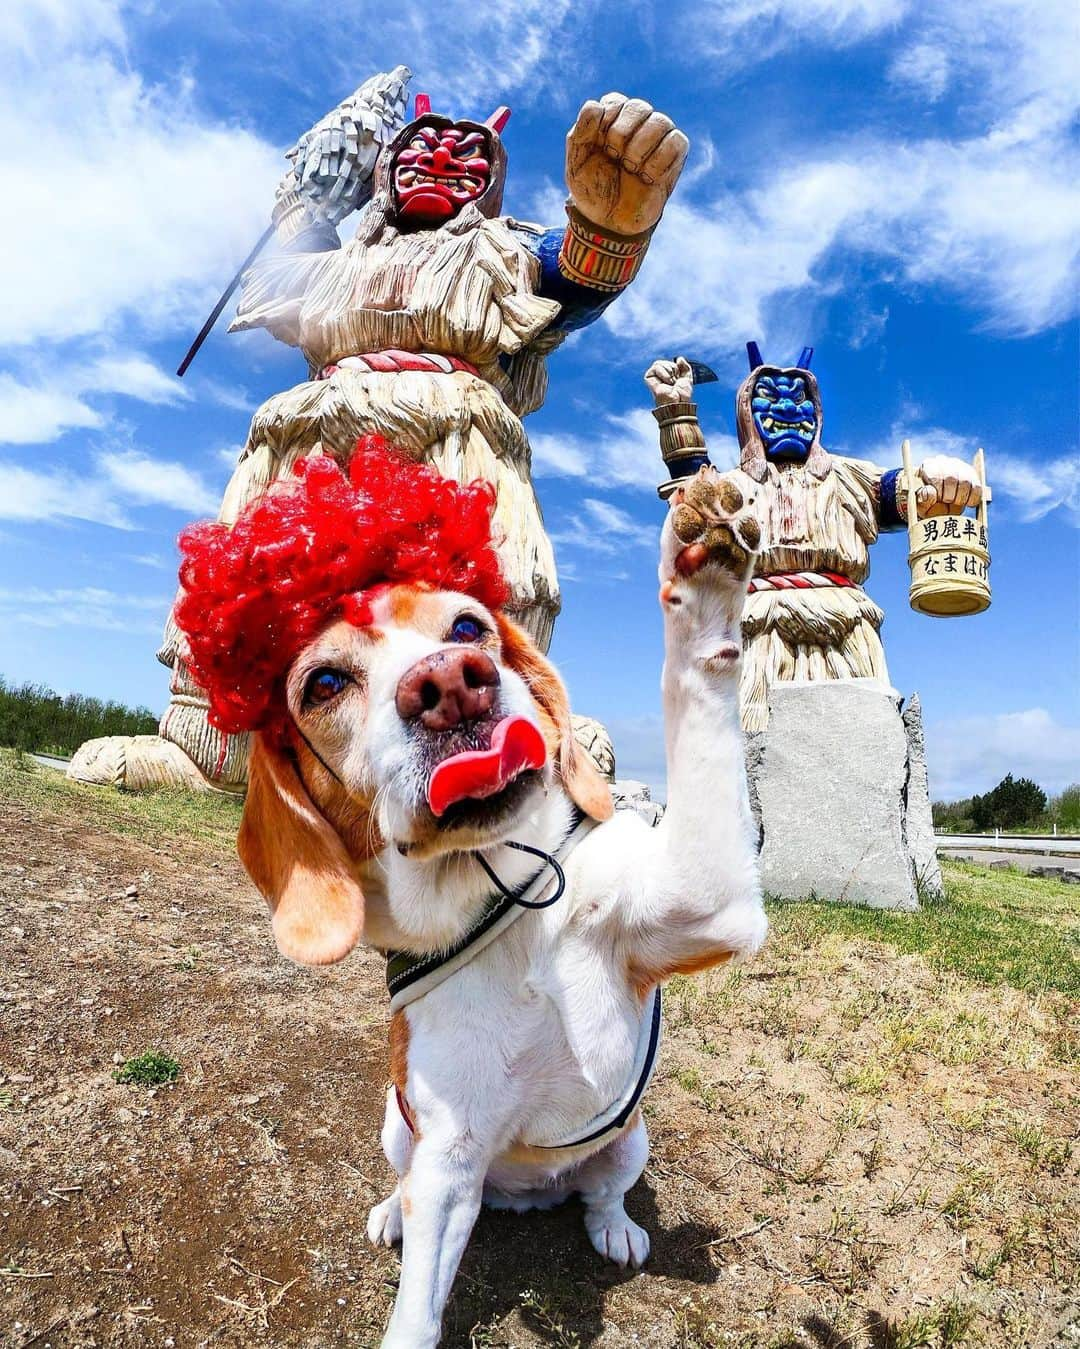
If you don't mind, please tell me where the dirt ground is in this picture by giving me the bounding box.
[1,770,1076,1348]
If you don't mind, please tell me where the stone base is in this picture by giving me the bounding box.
[745,679,941,910]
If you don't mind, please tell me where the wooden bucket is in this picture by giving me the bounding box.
[902,440,991,617]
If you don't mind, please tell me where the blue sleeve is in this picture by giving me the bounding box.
[879,468,906,532]
[520,225,621,335]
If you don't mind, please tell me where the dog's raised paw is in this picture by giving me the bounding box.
[366,1190,403,1247]
[585,1207,651,1268]
[668,467,760,581]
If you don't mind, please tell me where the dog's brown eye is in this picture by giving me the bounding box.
[449,615,485,644]
[304,668,350,706]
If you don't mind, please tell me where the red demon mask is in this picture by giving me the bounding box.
[380,95,510,229]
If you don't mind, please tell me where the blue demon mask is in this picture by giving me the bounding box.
[750,370,818,463]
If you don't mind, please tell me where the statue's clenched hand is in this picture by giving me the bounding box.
[566,94,688,237]
[645,357,694,406]
[911,454,983,517]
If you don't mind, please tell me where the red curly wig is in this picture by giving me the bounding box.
[174,436,509,735]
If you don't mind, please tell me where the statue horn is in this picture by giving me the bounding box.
[414,93,431,117]
[797,346,814,369]
[485,106,512,133]
[746,341,764,371]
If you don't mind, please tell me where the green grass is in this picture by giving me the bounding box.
[113,1050,181,1086]
[0,747,243,851]
[4,748,1077,996]
[768,861,1080,995]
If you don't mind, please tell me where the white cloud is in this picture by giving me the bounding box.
[0,584,168,634]
[1,463,133,529]
[605,0,1080,350]
[699,0,907,57]
[0,446,218,527]
[551,496,657,558]
[888,42,949,100]
[0,351,187,445]
[534,405,740,493]
[926,707,1080,800]
[2,0,280,351]
[97,450,217,514]
[0,373,104,444]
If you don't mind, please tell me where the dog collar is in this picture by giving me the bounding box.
[385,807,592,1013]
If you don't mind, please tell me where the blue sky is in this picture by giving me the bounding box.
[1,0,1077,800]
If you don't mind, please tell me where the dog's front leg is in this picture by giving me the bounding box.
[620,469,768,981]
[380,1128,485,1349]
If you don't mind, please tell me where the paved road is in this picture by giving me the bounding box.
[30,753,71,772]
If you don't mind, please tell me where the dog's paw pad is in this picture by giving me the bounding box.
[366,1191,403,1248]
[669,469,760,580]
[586,1210,651,1268]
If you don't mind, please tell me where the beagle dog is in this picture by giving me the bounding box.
[231,464,766,1348]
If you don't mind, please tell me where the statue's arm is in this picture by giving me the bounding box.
[510,93,688,337]
[268,187,342,255]
[644,358,713,498]
[876,456,983,531]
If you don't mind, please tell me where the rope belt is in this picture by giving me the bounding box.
[748,570,857,594]
[317,350,481,380]
[386,807,663,1151]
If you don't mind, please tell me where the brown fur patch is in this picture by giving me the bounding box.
[389,1012,409,1092]
[237,732,368,967]
[494,613,613,823]
[629,949,735,1002]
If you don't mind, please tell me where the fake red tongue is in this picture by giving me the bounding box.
[427,716,547,817]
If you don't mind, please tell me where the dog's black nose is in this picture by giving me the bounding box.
[395,649,500,731]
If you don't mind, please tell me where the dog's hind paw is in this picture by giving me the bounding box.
[366,1189,403,1247]
[664,466,760,584]
[585,1206,651,1268]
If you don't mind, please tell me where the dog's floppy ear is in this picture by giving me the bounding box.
[238,732,365,966]
[495,613,613,822]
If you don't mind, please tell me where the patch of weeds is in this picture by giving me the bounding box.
[175,945,203,972]
[0,1088,13,1111]
[808,1206,890,1295]
[876,1298,978,1347]
[969,1219,1032,1280]
[518,1289,580,1349]
[1007,1121,1073,1174]
[675,1066,719,1111]
[113,1050,181,1086]
[938,1167,996,1231]
[841,1060,890,1095]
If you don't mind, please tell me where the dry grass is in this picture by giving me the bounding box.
[1,751,1076,1347]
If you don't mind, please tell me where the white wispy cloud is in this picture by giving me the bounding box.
[602,0,1079,351]
[888,42,949,101]
[97,450,218,514]
[2,0,280,351]
[0,352,188,445]
[534,406,739,494]
[0,584,169,634]
[550,497,657,564]
[0,446,219,528]
[926,707,1080,800]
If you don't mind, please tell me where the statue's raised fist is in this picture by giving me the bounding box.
[566,94,688,237]
[645,356,694,406]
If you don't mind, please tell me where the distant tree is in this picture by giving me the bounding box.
[0,676,158,756]
[971,773,1047,830]
[932,797,975,832]
[1051,784,1080,832]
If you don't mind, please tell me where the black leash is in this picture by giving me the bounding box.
[476,841,567,910]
